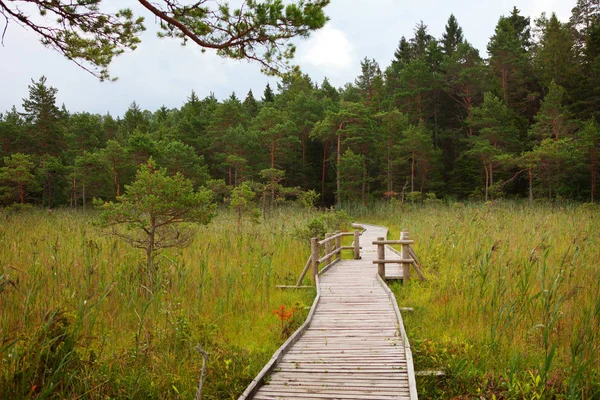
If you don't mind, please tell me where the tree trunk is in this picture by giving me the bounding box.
[336,133,341,209]
[484,161,489,202]
[527,167,534,202]
[591,151,597,203]
[411,154,415,193]
[82,182,86,208]
[501,65,508,104]
[270,142,277,168]
[321,145,327,201]
[466,94,473,137]
[147,225,156,289]
[387,137,392,194]
[301,135,306,168]
[18,182,24,204]
[419,169,427,194]
[362,159,367,204]
[228,167,232,186]
[112,161,120,197]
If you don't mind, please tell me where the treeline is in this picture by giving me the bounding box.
[1,2,600,207]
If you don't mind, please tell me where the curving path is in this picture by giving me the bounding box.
[241,224,417,400]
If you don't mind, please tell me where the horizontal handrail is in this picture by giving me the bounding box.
[372,239,414,245]
[372,258,414,264]
[317,247,342,264]
[308,229,362,285]
[318,232,354,246]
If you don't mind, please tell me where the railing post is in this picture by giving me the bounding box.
[335,230,342,261]
[310,237,319,284]
[353,230,360,260]
[324,233,332,265]
[401,230,411,282]
[377,236,385,277]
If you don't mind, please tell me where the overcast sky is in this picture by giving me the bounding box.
[1,0,574,117]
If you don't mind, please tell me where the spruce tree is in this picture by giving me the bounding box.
[441,14,464,56]
[21,76,65,156]
[263,83,275,103]
[243,90,259,118]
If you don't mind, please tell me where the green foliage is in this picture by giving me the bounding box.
[5,0,329,79]
[3,5,600,208]
[0,153,38,204]
[230,181,261,225]
[298,189,319,209]
[293,210,350,241]
[95,158,215,284]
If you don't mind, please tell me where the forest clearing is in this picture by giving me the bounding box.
[0,202,598,398]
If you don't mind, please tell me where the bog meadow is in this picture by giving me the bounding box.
[1,0,600,398]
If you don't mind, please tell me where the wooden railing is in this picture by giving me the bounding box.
[294,230,361,286]
[373,230,426,281]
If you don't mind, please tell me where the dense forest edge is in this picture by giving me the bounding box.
[2,3,600,208]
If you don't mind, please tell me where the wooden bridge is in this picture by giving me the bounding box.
[239,224,420,400]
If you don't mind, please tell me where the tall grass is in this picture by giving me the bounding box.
[0,207,316,399]
[360,200,600,399]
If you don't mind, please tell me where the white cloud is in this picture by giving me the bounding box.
[300,25,354,69]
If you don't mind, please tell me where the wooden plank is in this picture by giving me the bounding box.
[241,223,418,400]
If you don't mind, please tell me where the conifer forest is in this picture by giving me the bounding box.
[1,3,599,207]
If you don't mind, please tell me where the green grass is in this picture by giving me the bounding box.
[0,207,317,399]
[358,200,600,399]
[1,202,598,399]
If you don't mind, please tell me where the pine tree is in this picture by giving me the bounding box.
[577,119,600,201]
[0,153,38,204]
[355,58,384,110]
[443,42,487,136]
[530,81,573,141]
[96,159,215,287]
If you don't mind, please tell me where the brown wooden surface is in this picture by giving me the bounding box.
[245,224,417,400]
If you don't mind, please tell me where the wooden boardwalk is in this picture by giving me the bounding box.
[240,224,417,400]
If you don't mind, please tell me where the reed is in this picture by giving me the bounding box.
[0,207,316,399]
[365,200,600,398]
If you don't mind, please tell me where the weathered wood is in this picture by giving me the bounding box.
[408,246,427,281]
[325,233,332,266]
[241,224,418,400]
[310,237,319,285]
[335,230,342,261]
[276,285,314,289]
[238,275,322,399]
[317,247,341,264]
[295,256,313,287]
[401,230,411,282]
[372,259,415,264]
[317,232,354,246]
[354,230,360,260]
[377,236,385,277]
[372,239,414,245]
